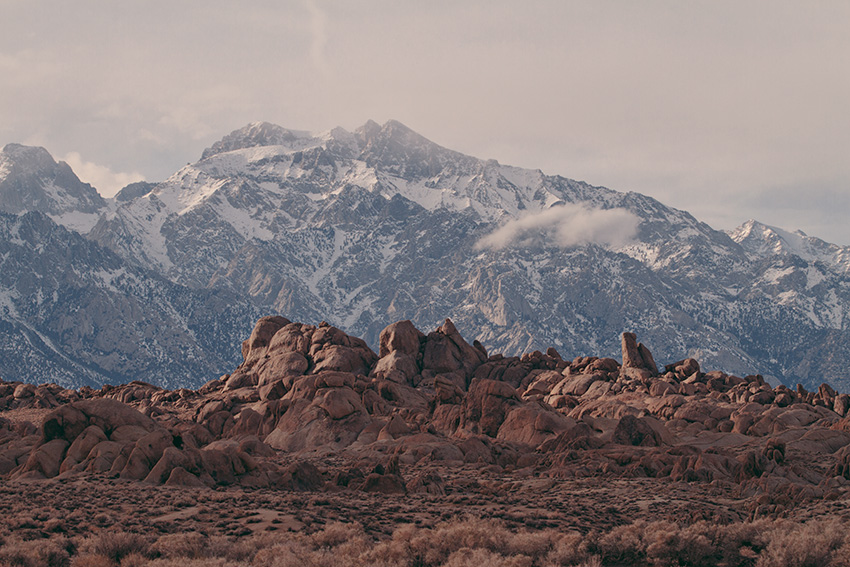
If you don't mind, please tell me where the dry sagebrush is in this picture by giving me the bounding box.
[0,515,848,567]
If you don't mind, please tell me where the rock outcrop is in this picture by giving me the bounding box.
[3,316,850,509]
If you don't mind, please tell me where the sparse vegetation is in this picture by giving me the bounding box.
[4,321,850,567]
[0,515,849,567]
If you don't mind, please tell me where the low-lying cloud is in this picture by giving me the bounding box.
[476,203,640,251]
[62,152,145,197]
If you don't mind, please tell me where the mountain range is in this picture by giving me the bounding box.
[1,120,848,390]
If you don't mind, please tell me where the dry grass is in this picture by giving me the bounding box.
[1,515,849,566]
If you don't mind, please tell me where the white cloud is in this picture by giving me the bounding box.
[476,204,640,251]
[62,152,145,197]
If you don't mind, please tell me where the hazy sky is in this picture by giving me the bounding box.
[2,1,848,243]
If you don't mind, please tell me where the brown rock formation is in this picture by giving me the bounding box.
[3,314,850,524]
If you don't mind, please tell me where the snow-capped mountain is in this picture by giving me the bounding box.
[2,120,849,390]
[0,143,105,231]
[725,219,850,383]
[731,219,850,276]
[0,210,260,388]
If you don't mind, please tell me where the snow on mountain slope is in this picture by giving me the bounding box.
[0,143,105,220]
[6,120,850,391]
[0,211,260,388]
[84,120,848,389]
[731,219,850,275]
[726,219,850,333]
[90,120,645,289]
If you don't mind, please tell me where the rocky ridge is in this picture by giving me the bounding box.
[4,315,850,522]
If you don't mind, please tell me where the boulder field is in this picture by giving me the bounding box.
[3,316,850,514]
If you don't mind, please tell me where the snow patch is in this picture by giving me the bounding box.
[304,228,347,297]
[210,197,275,241]
[761,266,795,285]
[0,288,19,317]
[49,210,102,234]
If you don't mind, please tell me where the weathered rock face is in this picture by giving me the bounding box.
[421,319,487,390]
[379,320,424,359]
[612,414,664,447]
[240,319,379,384]
[4,319,850,510]
[7,396,288,489]
[242,316,291,364]
[372,320,425,386]
[461,378,520,437]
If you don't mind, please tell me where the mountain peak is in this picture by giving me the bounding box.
[730,218,849,270]
[0,143,105,216]
[0,144,64,177]
[1,143,57,172]
[357,119,432,147]
[354,119,475,179]
[200,122,312,160]
[355,119,381,137]
[381,118,415,134]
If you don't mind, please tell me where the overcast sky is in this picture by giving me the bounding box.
[2,1,848,243]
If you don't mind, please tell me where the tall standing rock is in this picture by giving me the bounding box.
[621,332,658,375]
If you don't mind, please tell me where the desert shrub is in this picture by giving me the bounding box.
[420,517,513,565]
[712,519,772,566]
[71,553,114,567]
[828,540,850,567]
[252,543,373,567]
[442,547,532,567]
[363,523,420,566]
[542,531,591,566]
[145,559,249,567]
[310,520,367,549]
[589,519,722,566]
[80,531,151,565]
[643,521,717,567]
[755,518,846,567]
[250,545,307,567]
[360,519,600,567]
[506,529,557,561]
[245,524,373,567]
[574,558,602,567]
[0,536,72,567]
[153,532,208,559]
[206,534,259,562]
[304,520,372,562]
[591,520,648,565]
[118,552,149,567]
[41,514,850,567]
